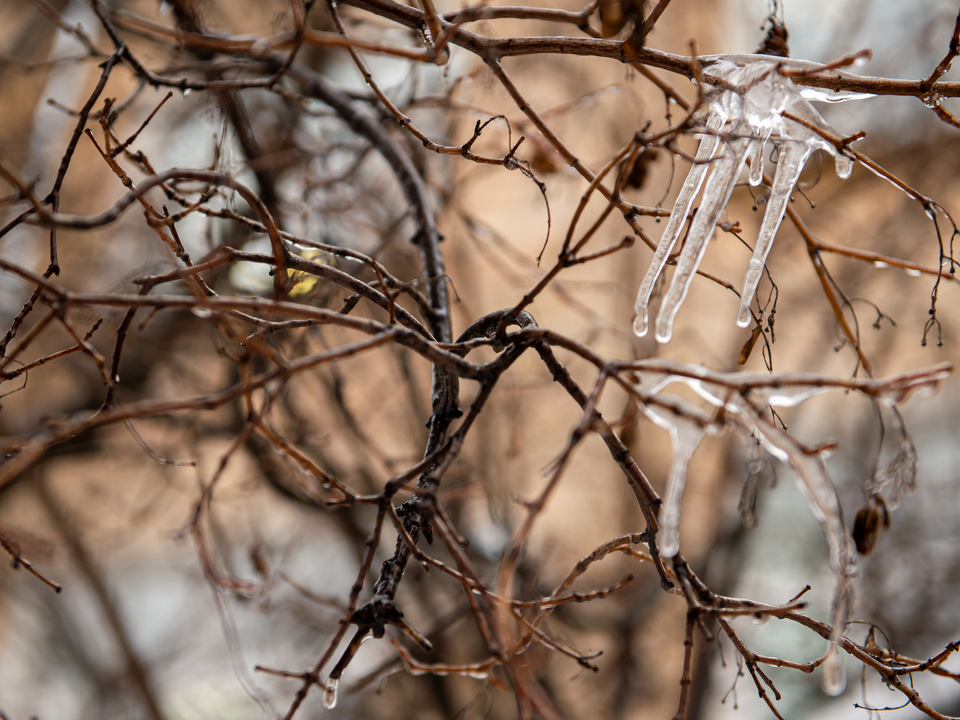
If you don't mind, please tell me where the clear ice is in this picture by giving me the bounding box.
[625,364,949,694]
[629,359,868,692]
[634,55,867,342]
[322,676,339,709]
[645,407,708,558]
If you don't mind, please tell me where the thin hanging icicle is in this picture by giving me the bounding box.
[634,55,869,342]
[730,397,858,695]
[323,677,339,709]
[747,131,769,187]
[634,386,712,557]
[626,360,947,682]
[656,416,707,557]
[737,140,813,327]
[656,132,752,342]
[822,644,847,696]
[634,108,729,337]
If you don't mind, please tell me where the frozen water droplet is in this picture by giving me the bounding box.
[922,94,943,109]
[822,647,846,695]
[816,442,838,460]
[192,307,212,318]
[833,153,854,180]
[113,374,120,383]
[753,384,831,408]
[873,260,889,268]
[323,677,339,709]
[925,206,937,220]
[182,88,192,97]
[250,38,272,57]
[905,268,921,277]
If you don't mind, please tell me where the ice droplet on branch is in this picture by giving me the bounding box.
[322,677,339,709]
[822,644,847,696]
[634,55,869,342]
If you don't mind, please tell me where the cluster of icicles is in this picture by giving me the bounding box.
[634,54,871,342]
[631,55,880,693]
[631,360,949,696]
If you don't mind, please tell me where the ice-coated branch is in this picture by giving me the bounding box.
[635,55,865,342]
[618,359,952,693]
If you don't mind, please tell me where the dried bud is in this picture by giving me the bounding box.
[757,16,790,58]
[598,0,627,38]
[599,0,646,40]
[623,147,658,189]
[530,146,560,175]
[853,495,890,555]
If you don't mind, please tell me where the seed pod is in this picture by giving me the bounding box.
[623,147,658,190]
[853,495,890,555]
[599,0,647,40]
[598,0,628,38]
[757,16,790,58]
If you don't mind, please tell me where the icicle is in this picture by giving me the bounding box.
[740,402,858,689]
[738,140,813,327]
[822,643,847,695]
[634,107,729,337]
[322,676,339,709]
[748,132,768,186]
[635,55,867,342]
[656,134,752,342]
[643,410,707,557]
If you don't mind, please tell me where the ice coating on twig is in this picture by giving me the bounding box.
[736,140,812,327]
[634,56,866,342]
[699,54,876,104]
[627,359,950,673]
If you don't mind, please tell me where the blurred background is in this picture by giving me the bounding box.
[0,0,958,718]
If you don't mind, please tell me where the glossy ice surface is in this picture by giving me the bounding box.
[634,56,868,342]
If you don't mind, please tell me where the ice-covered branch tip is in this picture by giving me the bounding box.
[627,360,951,694]
[635,55,871,343]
